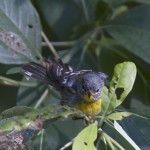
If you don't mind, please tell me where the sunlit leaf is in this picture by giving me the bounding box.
[101,86,110,113]
[109,62,136,110]
[73,124,97,150]
[106,111,132,120]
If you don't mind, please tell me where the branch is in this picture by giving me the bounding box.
[0,75,37,87]
[34,89,49,108]
[42,41,76,48]
[60,138,75,150]
[41,31,60,59]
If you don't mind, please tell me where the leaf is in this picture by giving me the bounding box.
[0,0,41,64]
[6,67,22,74]
[109,62,136,110]
[113,121,140,150]
[104,0,150,8]
[128,108,150,119]
[106,112,132,120]
[120,116,150,149]
[95,0,113,24]
[73,124,97,150]
[101,86,110,113]
[104,4,150,64]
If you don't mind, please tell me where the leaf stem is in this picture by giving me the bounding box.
[34,89,49,108]
[40,129,44,150]
[81,0,90,23]
[102,132,125,150]
[99,100,110,128]
[60,138,75,150]
[0,76,37,87]
[42,41,76,48]
[41,31,60,59]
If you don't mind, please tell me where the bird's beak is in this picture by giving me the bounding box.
[87,91,92,98]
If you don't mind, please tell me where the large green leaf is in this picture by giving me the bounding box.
[101,62,136,113]
[73,124,97,150]
[0,0,41,64]
[104,4,150,64]
[120,116,150,149]
[109,62,136,110]
[105,121,138,150]
[37,0,85,40]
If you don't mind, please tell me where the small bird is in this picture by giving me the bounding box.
[21,58,107,116]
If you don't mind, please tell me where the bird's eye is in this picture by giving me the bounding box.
[82,85,85,90]
[96,89,99,92]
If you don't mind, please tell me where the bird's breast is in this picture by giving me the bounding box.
[75,99,101,116]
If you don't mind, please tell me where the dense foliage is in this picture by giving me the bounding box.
[0,0,150,149]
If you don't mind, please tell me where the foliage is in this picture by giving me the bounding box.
[0,0,150,149]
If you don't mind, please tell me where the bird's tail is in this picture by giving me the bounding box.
[21,58,73,89]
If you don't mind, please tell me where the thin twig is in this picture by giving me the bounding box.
[60,138,75,150]
[41,31,60,59]
[34,89,49,108]
[0,76,37,87]
[102,132,125,150]
[40,129,44,150]
[81,0,90,23]
[42,41,76,47]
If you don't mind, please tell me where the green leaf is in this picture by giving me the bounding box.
[106,112,132,120]
[104,4,150,64]
[95,0,113,24]
[106,122,137,150]
[104,0,150,8]
[127,108,150,119]
[6,67,22,75]
[101,86,110,113]
[73,124,97,150]
[119,115,150,149]
[36,0,85,40]
[0,0,41,64]
[109,62,136,110]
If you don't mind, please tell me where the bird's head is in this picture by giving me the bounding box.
[81,72,108,103]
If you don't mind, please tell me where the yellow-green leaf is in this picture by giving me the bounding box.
[109,62,137,110]
[106,112,132,120]
[73,124,97,150]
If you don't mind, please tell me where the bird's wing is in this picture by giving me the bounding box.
[21,58,74,89]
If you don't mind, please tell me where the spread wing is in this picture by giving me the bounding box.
[21,57,92,90]
[21,58,73,89]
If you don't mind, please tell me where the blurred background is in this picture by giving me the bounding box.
[0,0,150,149]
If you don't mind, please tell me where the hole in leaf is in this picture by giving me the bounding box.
[84,142,88,146]
[115,88,124,99]
[112,82,117,88]
[28,24,33,28]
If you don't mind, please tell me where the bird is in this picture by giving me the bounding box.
[21,57,108,116]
